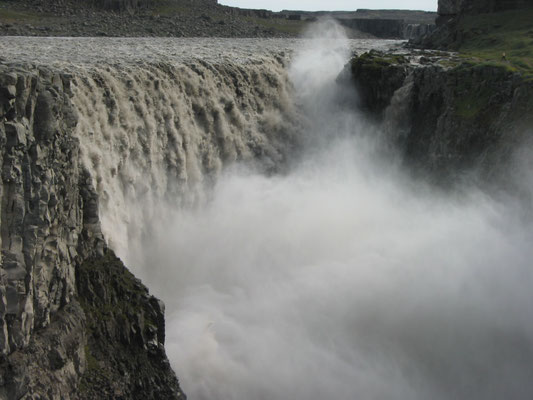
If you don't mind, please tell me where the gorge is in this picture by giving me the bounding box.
[1,1,533,399]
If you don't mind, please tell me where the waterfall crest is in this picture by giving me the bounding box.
[71,55,301,259]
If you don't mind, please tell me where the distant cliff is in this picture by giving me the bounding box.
[418,0,533,49]
[438,0,531,16]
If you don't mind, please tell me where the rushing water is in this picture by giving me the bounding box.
[2,26,532,399]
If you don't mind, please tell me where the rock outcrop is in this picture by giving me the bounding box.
[77,250,185,399]
[438,0,531,16]
[346,51,533,182]
[417,0,533,49]
[0,66,184,398]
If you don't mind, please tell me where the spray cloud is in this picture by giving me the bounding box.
[123,22,533,400]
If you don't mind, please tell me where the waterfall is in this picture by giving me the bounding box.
[11,33,529,400]
[70,54,301,260]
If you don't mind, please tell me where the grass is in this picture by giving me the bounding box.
[351,51,409,71]
[454,8,533,75]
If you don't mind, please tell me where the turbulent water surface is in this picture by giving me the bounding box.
[3,25,533,399]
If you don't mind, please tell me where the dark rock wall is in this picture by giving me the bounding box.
[348,52,533,182]
[420,0,533,48]
[438,0,532,17]
[401,64,532,178]
[77,250,185,399]
[0,66,100,355]
[339,18,405,39]
[0,67,183,399]
[338,18,436,40]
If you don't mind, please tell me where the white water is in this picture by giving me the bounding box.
[127,25,533,399]
[3,30,532,399]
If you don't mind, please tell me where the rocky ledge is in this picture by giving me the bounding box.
[344,50,533,184]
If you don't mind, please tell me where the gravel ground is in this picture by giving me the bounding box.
[0,0,306,37]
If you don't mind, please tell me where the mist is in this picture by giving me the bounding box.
[126,22,533,399]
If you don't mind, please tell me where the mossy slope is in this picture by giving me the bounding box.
[76,249,185,399]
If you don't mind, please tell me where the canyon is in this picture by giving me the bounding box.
[0,0,532,398]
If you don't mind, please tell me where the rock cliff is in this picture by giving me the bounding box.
[346,51,533,183]
[0,65,185,398]
[418,0,533,49]
[438,0,531,16]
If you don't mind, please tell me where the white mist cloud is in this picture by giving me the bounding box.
[127,21,533,400]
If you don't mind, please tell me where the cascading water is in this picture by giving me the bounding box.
[87,30,533,398]
[4,26,531,399]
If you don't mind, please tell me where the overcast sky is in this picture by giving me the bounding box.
[218,0,437,12]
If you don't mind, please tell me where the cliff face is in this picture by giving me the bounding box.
[0,66,184,398]
[347,51,533,182]
[417,0,533,49]
[33,0,218,12]
[438,0,531,16]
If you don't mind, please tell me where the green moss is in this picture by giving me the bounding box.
[77,250,169,397]
[84,345,100,372]
[454,8,533,76]
[450,77,495,119]
[351,52,409,76]
[354,51,408,66]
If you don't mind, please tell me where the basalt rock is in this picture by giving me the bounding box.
[347,51,533,182]
[76,250,185,399]
[0,65,184,398]
[417,0,533,49]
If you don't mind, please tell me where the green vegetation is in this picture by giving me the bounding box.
[351,51,409,72]
[454,86,492,119]
[78,250,149,332]
[455,8,533,75]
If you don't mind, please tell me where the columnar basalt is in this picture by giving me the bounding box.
[0,63,186,398]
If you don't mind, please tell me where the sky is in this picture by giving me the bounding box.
[218,0,437,12]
